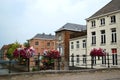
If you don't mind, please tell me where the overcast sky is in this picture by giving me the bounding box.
[0,0,111,48]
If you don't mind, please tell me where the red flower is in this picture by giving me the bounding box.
[90,48,106,56]
[90,48,97,56]
[44,50,60,59]
[13,47,36,59]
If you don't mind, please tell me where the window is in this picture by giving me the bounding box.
[47,42,50,46]
[52,42,54,46]
[71,54,74,66]
[83,40,86,48]
[83,55,86,64]
[57,45,63,55]
[101,49,106,64]
[35,41,39,45]
[76,41,79,48]
[100,18,105,25]
[111,28,117,43]
[76,55,79,63]
[101,30,106,44]
[111,48,118,65]
[91,20,96,27]
[58,35,62,41]
[112,48,117,54]
[111,15,116,23]
[71,42,74,49]
[91,32,96,45]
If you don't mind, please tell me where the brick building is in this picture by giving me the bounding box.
[55,23,86,69]
[28,33,56,55]
[0,45,10,60]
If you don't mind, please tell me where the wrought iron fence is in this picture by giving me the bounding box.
[69,54,120,69]
[0,53,120,74]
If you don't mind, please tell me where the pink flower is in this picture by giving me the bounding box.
[44,50,60,59]
[13,46,36,59]
[90,48,106,56]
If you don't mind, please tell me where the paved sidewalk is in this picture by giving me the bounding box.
[32,70,120,80]
[1,69,120,80]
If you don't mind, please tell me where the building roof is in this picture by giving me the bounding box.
[55,23,86,32]
[31,33,55,40]
[1,45,10,50]
[70,30,87,39]
[88,0,120,19]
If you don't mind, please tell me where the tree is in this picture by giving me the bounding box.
[6,42,21,60]
[23,41,30,48]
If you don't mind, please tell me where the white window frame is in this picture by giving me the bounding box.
[83,40,86,48]
[91,32,96,45]
[111,15,116,23]
[100,18,105,26]
[76,41,79,49]
[101,30,106,44]
[71,42,74,49]
[91,20,96,27]
[111,28,117,43]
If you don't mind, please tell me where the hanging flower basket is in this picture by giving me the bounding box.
[13,47,35,63]
[45,50,61,59]
[90,48,106,56]
[41,50,61,69]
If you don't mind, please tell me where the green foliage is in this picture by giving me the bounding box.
[23,41,30,48]
[6,42,20,60]
[47,59,54,64]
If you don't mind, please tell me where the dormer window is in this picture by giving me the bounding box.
[111,15,116,23]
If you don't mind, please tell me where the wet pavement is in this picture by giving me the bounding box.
[0,69,120,80]
[0,65,9,74]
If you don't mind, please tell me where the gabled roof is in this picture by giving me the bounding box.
[88,0,120,19]
[31,33,55,40]
[55,23,86,32]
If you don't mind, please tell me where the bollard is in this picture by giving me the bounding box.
[107,53,110,68]
[9,59,11,74]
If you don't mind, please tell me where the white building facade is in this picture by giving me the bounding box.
[86,0,120,66]
[69,0,120,68]
[69,36,87,67]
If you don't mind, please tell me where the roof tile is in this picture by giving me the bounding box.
[89,0,120,18]
[55,23,86,32]
[32,33,55,40]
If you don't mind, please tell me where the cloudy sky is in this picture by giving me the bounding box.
[0,0,111,48]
